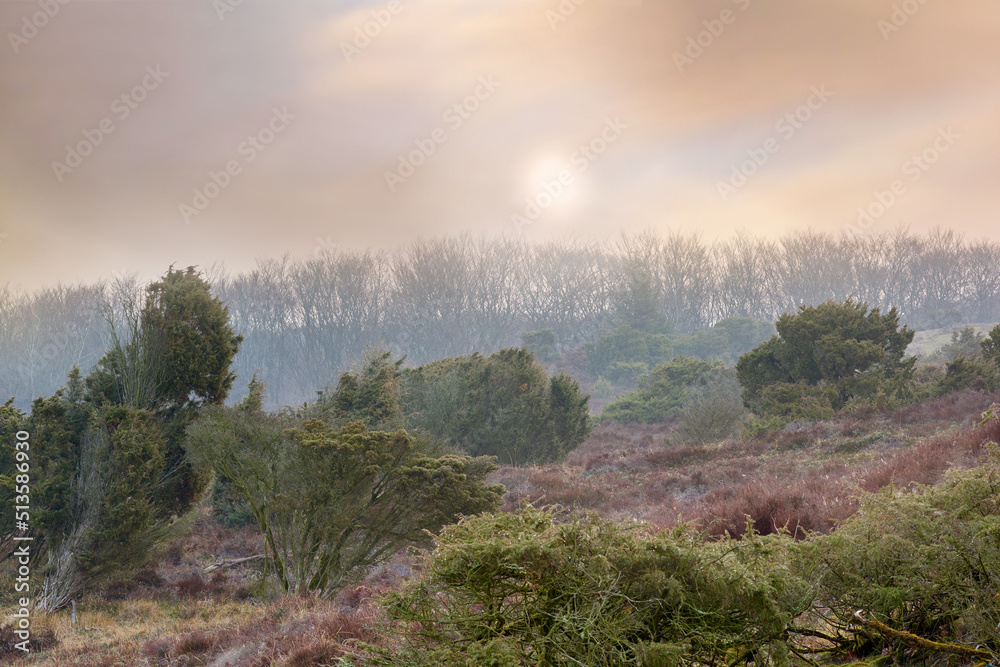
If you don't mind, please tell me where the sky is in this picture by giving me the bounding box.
[1,0,998,290]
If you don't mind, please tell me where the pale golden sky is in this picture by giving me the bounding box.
[1,0,998,289]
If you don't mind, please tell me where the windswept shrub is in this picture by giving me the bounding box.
[187,406,504,599]
[380,506,813,666]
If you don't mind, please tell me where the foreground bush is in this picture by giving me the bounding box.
[379,506,813,666]
[798,437,1000,663]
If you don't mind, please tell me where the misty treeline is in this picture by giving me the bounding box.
[2,227,999,410]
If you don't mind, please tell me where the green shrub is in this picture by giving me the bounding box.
[309,347,406,429]
[936,354,1000,394]
[755,382,837,422]
[402,348,591,465]
[187,410,504,599]
[797,449,1000,662]
[522,329,559,362]
[601,357,727,424]
[671,328,728,361]
[982,323,1000,364]
[737,300,915,416]
[381,506,813,666]
[585,325,673,380]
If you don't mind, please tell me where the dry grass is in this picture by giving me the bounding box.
[490,389,1000,538]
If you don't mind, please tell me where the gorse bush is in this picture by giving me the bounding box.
[380,506,814,666]
[402,347,591,465]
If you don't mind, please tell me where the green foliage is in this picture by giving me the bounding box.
[522,329,559,362]
[982,324,1000,364]
[754,382,837,422]
[310,347,406,429]
[140,266,244,407]
[16,379,184,610]
[585,325,674,382]
[937,353,1000,394]
[929,326,985,362]
[737,300,915,416]
[601,357,727,424]
[380,506,812,666]
[0,268,245,610]
[186,405,504,599]
[403,348,591,465]
[798,455,1000,662]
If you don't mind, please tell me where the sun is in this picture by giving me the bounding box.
[517,153,583,219]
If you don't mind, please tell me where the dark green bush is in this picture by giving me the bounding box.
[737,300,915,416]
[402,348,591,465]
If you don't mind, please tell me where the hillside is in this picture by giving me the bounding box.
[5,387,998,666]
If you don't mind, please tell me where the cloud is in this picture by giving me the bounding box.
[0,0,998,288]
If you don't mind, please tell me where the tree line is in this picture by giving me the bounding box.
[2,227,998,409]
